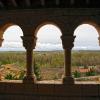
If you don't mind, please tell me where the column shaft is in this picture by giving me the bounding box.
[64,49,71,77]
[61,35,75,84]
[21,36,36,83]
[26,49,33,77]
[0,39,4,46]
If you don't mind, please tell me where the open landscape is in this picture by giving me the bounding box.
[0,50,100,82]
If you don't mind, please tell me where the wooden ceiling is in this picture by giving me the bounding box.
[0,0,100,10]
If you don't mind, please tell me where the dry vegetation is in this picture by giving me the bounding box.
[0,51,100,81]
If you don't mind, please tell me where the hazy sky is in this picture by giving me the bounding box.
[0,24,100,51]
[1,25,24,51]
[73,24,100,50]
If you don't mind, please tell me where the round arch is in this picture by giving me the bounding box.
[0,23,23,38]
[35,23,62,51]
[0,23,23,50]
[0,23,16,37]
[0,23,25,80]
[73,24,100,50]
[34,21,63,37]
[83,22,100,34]
[33,23,64,80]
[0,23,14,46]
[72,23,100,80]
[74,19,100,36]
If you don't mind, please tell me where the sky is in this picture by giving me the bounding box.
[73,24,100,50]
[0,24,100,51]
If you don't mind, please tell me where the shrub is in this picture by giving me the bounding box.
[5,73,16,80]
[73,70,81,78]
[34,60,41,81]
[18,71,25,80]
[85,68,96,76]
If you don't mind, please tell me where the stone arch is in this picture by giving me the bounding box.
[0,22,23,46]
[0,23,25,81]
[0,23,14,46]
[3,25,23,50]
[83,22,99,34]
[36,24,62,50]
[72,18,100,46]
[72,23,100,79]
[0,23,17,37]
[21,21,65,83]
[73,20,100,47]
[34,22,63,80]
[34,21,63,37]
[74,19,100,35]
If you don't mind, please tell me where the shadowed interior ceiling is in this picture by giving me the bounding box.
[0,0,100,10]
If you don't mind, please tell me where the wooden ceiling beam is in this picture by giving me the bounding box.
[41,0,45,6]
[70,0,75,5]
[0,1,4,8]
[10,0,18,7]
[56,0,60,5]
[25,0,31,7]
[86,0,90,4]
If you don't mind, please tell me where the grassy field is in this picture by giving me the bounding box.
[0,50,100,81]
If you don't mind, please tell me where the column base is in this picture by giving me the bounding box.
[23,75,36,84]
[62,76,74,85]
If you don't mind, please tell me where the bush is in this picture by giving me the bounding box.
[5,71,25,80]
[34,60,41,81]
[5,73,16,80]
[18,71,25,80]
[73,70,81,78]
[85,68,96,76]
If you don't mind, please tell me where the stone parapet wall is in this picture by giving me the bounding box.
[0,81,100,100]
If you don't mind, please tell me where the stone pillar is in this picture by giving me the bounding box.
[98,37,100,46]
[0,38,4,47]
[0,38,3,81]
[0,30,4,46]
[61,35,75,84]
[21,36,37,83]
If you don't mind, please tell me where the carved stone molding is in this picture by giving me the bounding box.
[21,36,37,50]
[61,35,76,50]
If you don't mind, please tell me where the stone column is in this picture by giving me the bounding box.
[61,35,75,84]
[0,38,4,47]
[98,37,100,46]
[21,36,37,83]
[0,37,3,81]
[0,30,4,46]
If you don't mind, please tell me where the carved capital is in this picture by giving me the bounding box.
[61,35,75,50]
[21,36,37,50]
